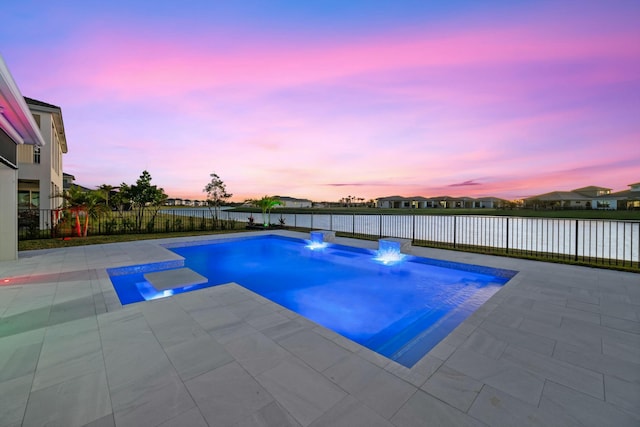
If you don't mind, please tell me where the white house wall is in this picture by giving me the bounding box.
[0,165,18,260]
[18,109,64,209]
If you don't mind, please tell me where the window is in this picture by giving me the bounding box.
[34,146,41,164]
[18,190,39,209]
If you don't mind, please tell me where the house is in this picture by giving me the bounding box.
[594,182,640,210]
[276,196,312,208]
[522,184,640,210]
[17,97,67,210]
[0,56,46,260]
[377,195,506,209]
[471,197,506,209]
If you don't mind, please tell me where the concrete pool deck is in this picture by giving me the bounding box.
[0,230,638,427]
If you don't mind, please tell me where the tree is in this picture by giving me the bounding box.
[203,172,232,228]
[119,171,167,232]
[97,184,115,209]
[53,185,107,237]
[251,196,282,227]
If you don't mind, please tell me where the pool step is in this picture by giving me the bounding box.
[144,268,208,291]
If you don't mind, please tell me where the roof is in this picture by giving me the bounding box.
[572,186,611,193]
[24,96,68,153]
[276,196,312,203]
[524,191,593,201]
[0,55,45,149]
[475,197,507,202]
[377,195,406,201]
[23,97,61,110]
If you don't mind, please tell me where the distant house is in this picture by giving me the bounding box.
[471,197,506,208]
[524,186,612,209]
[594,182,640,210]
[277,196,312,208]
[377,195,505,209]
[377,196,411,209]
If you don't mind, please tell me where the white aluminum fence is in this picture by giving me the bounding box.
[18,208,639,269]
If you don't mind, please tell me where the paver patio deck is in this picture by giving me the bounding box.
[1,230,638,427]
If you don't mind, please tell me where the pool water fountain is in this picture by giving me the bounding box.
[306,230,335,250]
[374,238,411,265]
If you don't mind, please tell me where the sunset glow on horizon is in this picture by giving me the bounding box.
[2,1,639,202]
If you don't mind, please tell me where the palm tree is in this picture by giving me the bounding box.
[251,196,282,227]
[54,186,107,237]
[97,184,115,209]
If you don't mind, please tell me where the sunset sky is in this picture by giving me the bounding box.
[2,0,639,202]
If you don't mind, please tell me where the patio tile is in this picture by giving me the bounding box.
[384,355,443,387]
[256,358,346,426]
[539,380,639,427]
[140,298,209,348]
[22,370,112,427]
[208,317,257,343]
[323,353,384,393]
[247,310,291,331]
[226,297,275,321]
[164,333,234,381]
[601,315,640,334]
[235,401,301,427]
[225,331,293,376]
[519,317,601,352]
[460,328,508,359]
[188,305,242,333]
[0,373,33,427]
[602,329,640,363]
[501,344,604,399]
[109,368,195,427]
[479,319,555,356]
[186,361,273,426]
[277,329,351,372]
[309,395,394,427]
[604,374,640,418]
[0,303,51,338]
[446,347,544,405]
[157,407,208,427]
[552,341,640,383]
[82,413,115,427]
[261,319,309,341]
[0,335,42,382]
[469,384,576,427]
[421,365,483,412]
[354,368,417,419]
[392,389,485,427]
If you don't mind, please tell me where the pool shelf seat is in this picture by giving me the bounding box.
[144,268,208,291]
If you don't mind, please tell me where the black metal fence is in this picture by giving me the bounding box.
[18,208,640,270]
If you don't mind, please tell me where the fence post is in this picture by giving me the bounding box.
[506,217,509,254]
[311,213,314,230]
[330,213,332,231]
[379,215,383,238]
[453,215,457,248]
[352,213,355,236]
[575,220,579,261]
[412,214,416,243]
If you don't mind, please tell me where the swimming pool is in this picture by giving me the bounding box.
[108,235,516,367]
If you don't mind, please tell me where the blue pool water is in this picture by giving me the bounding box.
[108,235,516,367]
